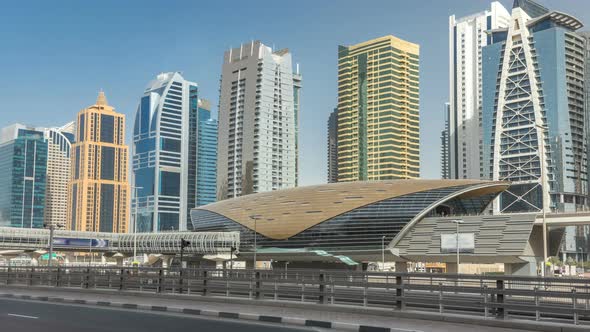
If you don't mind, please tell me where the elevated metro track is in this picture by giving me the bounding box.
[0,227,239,255]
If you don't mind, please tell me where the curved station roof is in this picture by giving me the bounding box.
[192,180,509,247]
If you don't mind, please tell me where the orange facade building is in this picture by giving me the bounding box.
[67,92,129,233]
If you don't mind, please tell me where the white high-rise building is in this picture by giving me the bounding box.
[217,41,301,199]
[440,103,450,179]
[448,2,510,179]
[43,123,75,229]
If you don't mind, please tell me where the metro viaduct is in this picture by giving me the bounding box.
[0,226,239,266]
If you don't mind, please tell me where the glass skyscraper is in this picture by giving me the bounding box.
[0,124,48,228]
[482,0,588,214]
[196,99,218,207]
[132,72,217,232]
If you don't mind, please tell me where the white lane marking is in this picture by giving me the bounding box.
[7,313,39,319]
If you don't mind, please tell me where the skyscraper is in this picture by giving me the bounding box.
[68,92,129,233]
[0,124,48,228]
[482,0,588,213]
[440,103,450,179]
[132,73,216,232]
[196,99,218,207]
[337,35,420,182]
[217,41,301,199]
[449,2,510,180]
[43,123,75,229]
[327,108,338,183]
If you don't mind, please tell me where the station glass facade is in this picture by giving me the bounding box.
[191,184,498,251]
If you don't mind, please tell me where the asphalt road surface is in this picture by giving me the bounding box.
[0,298,313,332]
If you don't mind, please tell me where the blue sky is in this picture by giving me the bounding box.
[1,0,588,185]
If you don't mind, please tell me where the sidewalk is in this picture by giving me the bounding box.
[0,285,582,332]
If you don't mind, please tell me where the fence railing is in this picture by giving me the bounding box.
[0,266,589,326]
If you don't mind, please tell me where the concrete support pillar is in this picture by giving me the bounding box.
[504,258,537,276]
[115,257,124,266]
[446,263,458,274]
[161,255,174,269]
[395,262,408,273]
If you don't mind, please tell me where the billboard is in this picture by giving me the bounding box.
[440,233,475,253]
[52,238,109,248]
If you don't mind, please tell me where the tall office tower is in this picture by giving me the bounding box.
[43,123,75,229]
[68,92,129,233]
[449,2,510,180]
[217,41,301,199]
[482,0,588,213]
[0,124,48,228]
[196,99,218,207]
[327,108,338,183]
[440,103,451,179]
[337,35,420,182]
[582,31,590,203]
[293,71,302,187]
[132,72,202,232]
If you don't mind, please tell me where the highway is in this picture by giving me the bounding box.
[0,298,312,332]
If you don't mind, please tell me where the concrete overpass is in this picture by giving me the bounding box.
[535,212,590,226]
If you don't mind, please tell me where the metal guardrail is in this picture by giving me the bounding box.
[0,266,589,326]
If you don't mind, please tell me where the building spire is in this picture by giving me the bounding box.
[96,90,108,106]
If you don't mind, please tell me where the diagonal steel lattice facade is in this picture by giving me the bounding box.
[483,6,589,214]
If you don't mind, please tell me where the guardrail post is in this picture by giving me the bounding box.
[496,279,504,319]
[274,278,278,301]
[439,282,444,314]
[56,267,61,287]
[255,271,261,299]
[483,285,488,318]
[301,279,305,302]
[119,268,125,291]
[85,268,91,289]
[395,275,404,310]
[572,288,578,325]
[29,267,34,286]
[178,268,184,294]
[157,269,163,293]
[6,265,11,285]
[319,273,326,304]
[202,270,208,296]
[331,277,335,305]
[534,287,539,321]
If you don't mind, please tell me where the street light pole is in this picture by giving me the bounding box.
[382,236,386,271]
[249,215,260,269]
[535,124,548,277]
[45,223,55,267]
[131,186,143,265]
[451,219,464,274]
